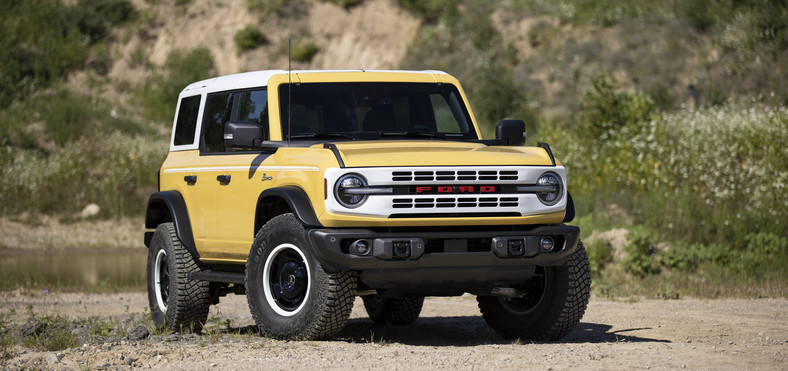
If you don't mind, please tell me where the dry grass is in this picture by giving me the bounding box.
[0,215,143,251]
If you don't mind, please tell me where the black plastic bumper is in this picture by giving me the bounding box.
[306,225,580,296]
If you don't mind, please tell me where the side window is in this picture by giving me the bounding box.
[202,92,234,153]
[236,89,269,140]
[173,95,201,146]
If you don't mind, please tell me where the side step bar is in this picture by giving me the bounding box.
[190,270,245,284]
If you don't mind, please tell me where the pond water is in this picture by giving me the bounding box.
[0,249,148,291]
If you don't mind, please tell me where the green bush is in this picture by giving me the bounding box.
[660,243,700,272]
[0,133,166,217]
[586,240,614,276]
[621,232,660,277]
[395,0,450,23]
[290,40,320,62]
[69,0,137,43]
[0,90,149,150]
[319,0,364,10]
[234,25,268,52]
[248,0,284,13]
[579,74,657,140]
[0,0,136,106]
[141,47,216,124]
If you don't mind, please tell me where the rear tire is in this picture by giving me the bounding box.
[246,214,356,340]
[146,222,211,333]
[477,241,591,341]
[363,295,424,325]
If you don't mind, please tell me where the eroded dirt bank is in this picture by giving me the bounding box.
[1,292,786,370]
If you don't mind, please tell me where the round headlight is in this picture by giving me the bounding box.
[536,172,563,206]
[335,174,368,208]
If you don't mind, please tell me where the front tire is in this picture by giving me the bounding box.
[246,214,356,340]
[363,295,424,325]
[146,222,211,333]
[477,241,591,341]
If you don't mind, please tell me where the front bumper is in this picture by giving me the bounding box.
[307,224,580,296]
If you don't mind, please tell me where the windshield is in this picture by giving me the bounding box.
[279,82,477,140]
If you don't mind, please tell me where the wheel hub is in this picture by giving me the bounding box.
[267,246,310,312]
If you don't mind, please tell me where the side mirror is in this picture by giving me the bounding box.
[225,121,264,149]
[495,119,526,146]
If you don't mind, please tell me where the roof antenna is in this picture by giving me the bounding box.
[287,38,292,146]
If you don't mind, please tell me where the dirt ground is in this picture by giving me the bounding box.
[1,291,786,370]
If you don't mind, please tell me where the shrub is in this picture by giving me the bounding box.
[586,240,614,276]
[141,47,216,124]
[0,133,166,217]
[319,0,363,10]
[579,74,657,141]
[290,40,320,62]
[621,232,660,277]
[234,25,268,52]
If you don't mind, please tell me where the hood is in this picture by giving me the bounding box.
[331,141,555,167]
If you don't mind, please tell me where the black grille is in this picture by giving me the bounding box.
[392,170,518,182]
[391,197,519,209]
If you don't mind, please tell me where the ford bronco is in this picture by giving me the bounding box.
[144,70,590,341]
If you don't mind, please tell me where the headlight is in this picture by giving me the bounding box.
[536,172,563,206]
[334,173,368,208]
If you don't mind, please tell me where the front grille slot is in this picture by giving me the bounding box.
[391,196,519,209]
[391,169,520,182]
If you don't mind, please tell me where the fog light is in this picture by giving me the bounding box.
[540,237,555,252]
[351,240,371,255]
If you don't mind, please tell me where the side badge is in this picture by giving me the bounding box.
[261,173,273,182]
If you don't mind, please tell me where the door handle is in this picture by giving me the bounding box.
[217,174,231,184]
[184,175,197,185]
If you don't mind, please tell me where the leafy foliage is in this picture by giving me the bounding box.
[319,0,364,10]
[141,48,216,124]
[290,40,320,62]
[0,0,135,107]
[234,25,269,52]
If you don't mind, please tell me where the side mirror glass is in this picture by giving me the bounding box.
[224,121,264,149]
[495,119,526,146]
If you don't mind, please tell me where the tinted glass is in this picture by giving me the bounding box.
[237,89,269,140]
[173,95,201,145]
[202,92,234,153]
[279,83,476,139]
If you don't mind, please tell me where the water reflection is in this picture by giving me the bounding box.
[0,249,147,290]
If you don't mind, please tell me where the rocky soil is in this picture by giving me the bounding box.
[1,291,785,370]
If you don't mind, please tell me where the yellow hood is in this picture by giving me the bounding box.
[330,141,555,167]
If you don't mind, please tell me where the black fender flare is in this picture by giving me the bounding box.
[144,191,199,259]
[562,192,575,223]
[255,186,322,232]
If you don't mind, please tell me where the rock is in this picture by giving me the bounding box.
[20,319,45,337]
[80,203,101,218]
[45,353,64,364]
[127,325,150,341]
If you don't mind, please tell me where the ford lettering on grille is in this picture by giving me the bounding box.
[411,185,500,194]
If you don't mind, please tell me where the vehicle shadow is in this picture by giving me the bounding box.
[330,316,670,346]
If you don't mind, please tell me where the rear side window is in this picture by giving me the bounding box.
[202,92,234,153]
[173,95,201,146]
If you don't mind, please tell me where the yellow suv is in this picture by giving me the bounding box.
[144,70,590,340]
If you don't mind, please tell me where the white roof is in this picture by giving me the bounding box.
[181,69,448,94]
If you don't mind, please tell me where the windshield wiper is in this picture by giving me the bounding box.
[288,133,357,140]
